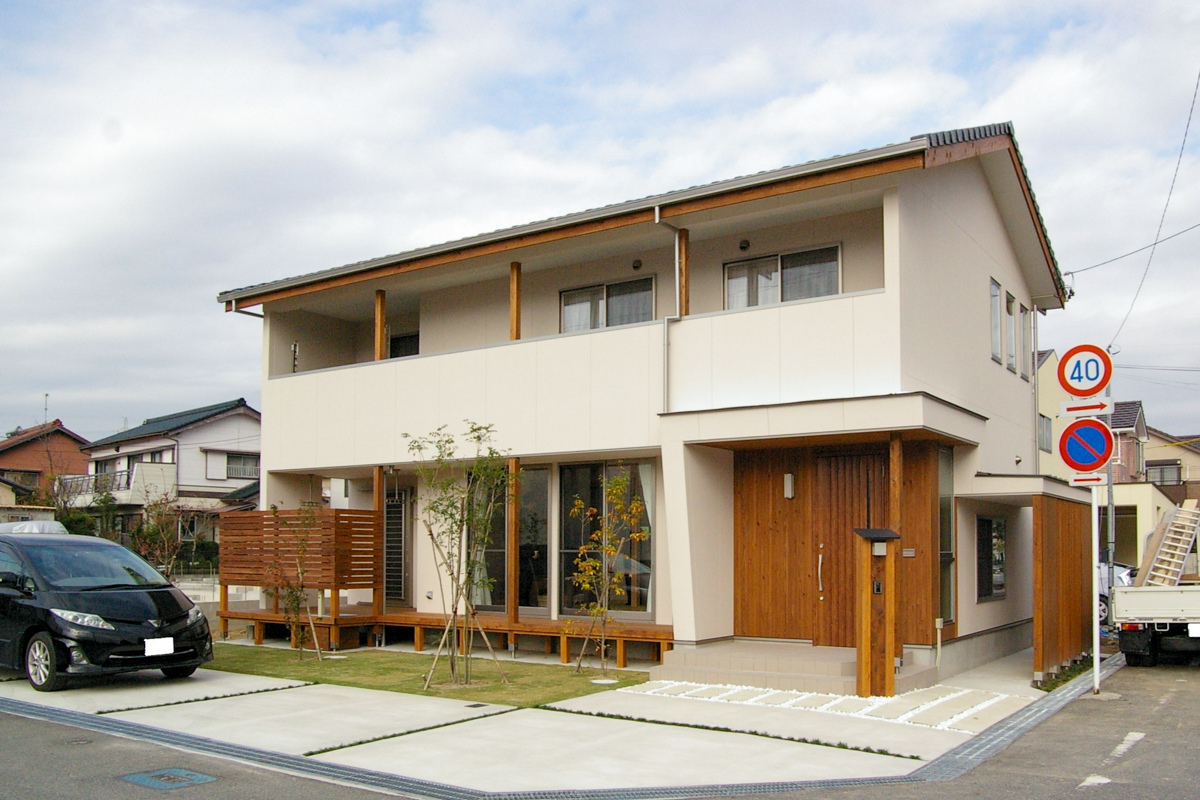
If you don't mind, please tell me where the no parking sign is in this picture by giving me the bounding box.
[1059,418,1115,473]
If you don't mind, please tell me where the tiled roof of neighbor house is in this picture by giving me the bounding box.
[1111,400,1143,431]
[221,480,259,502]
[0,420,89,454]
[218,121,1064,307]
[1037,349,1055,368]
[86,399,258,449]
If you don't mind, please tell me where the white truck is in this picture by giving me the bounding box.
[1112,500,1200,667]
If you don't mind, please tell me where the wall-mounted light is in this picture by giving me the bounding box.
[739,239,750,251]
[783,473,795,499]
[632,259,642,271]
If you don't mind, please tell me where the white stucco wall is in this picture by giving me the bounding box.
[954,500,1034,637]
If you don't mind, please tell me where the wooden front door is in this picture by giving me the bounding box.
[812,451,888,647]
[734,447,888,644]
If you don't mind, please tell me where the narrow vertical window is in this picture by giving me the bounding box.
[976,517,1006,601]
[990,281,1002,363]
[1005,293,1016,372]
[1019,305,1031,379]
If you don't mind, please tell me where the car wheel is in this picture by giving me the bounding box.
[1098,595,1110,624]
[25,632,65,692]
[161,665,197,679]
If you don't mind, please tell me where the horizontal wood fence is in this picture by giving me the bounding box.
[219,509,382,591]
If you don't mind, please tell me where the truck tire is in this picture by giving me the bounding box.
[1125,651,1158,667]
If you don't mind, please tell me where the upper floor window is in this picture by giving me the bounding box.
[1148,461,1183,486]
[1038,414,1053,453]
[226,454,260,480]
[990,280,1002,363]
[0,469,38,488]
[390,333,419,359]
[94,458,118,475]
[1019,305,1030,379]
[725,246,840,310]
[561,277,654,333]
[1005,293,1017,373]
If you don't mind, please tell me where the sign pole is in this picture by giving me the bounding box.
[1105,384,1115,628]
[1092,484,1101,694]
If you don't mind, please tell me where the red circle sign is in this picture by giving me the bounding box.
[1057,344,1113,398]
[1058,418,1115,473]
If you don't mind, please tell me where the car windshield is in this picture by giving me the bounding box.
[22,541,170,590]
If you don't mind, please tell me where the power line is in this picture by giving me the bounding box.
[1064,220,1200,275]
[1109,65,1200,349]
[1115,364,1200,373]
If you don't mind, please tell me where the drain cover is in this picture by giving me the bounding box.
[122,769,217,790]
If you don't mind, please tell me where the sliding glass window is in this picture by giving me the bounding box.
[725,246,840,310]
[560,278,653,333]
[559,461,654,616]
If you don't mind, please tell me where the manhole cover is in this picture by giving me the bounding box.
[122,769,217,790]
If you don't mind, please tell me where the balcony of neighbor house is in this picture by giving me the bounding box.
[258,187,898,472]
[62,461,178,509]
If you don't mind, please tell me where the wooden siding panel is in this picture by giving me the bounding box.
[1033,495,1092,676]
[898,442,938,646]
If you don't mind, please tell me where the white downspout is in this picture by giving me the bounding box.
[656,204,681,415]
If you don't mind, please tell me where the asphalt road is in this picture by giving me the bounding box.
[1,663,1197,799]
[742,661,1200,800]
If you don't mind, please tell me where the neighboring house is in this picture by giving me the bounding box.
[1036,356,1172,568]
[0,475,55,523]
[1145,426,1200,503]
[63,399,261,542]
[217,122,1094,689]
[0,419,90,494]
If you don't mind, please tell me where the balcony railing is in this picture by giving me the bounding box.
[227,463,260,479]
[59,470,132,496]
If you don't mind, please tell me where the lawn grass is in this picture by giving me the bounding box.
[208,643,647,707]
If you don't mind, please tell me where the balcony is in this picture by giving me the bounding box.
[63,462,178,508]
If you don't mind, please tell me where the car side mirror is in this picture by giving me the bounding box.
[0,571,22,590]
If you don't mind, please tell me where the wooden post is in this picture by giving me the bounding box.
[219,584,229,638]
[855,527,900,697]
[413,626,424,652]
[677,229,690,316]
[560,634,570,664]
[374,289,387,360]
[855,535,873,697]
[888,432,902,663]
[506,457,520,625]
[509,261,521,340]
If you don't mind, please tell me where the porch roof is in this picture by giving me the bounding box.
[957,472,1090,506]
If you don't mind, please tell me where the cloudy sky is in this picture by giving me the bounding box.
[1,0,1198,443]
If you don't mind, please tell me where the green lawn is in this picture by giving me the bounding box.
[208,643,647,707]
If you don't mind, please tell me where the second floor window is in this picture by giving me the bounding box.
[1038,414,1053,453]
[725,246,840,310]
[560,277,653,333]
[1148,461,1183,485]
[227,454,260,479]
[1005,293,1017,372]
[990,280,1002,363]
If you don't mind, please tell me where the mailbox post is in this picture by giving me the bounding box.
[854,527,900,697]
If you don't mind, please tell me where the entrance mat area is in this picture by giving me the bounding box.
[0,668,306,714]
[111,683,513,755]
[0,655,1124,799]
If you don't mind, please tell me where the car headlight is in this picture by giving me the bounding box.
[186,606,206,626]
[51,608,115,630]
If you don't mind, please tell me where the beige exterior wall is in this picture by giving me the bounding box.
[1146,429,1200,481]
[1098,481,1175,567]
[897,160,1038,478]
[1036,351,1073,480]
[954,500,1034,638]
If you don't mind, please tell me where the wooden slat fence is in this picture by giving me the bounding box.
[1032,495,1091,678]
[219,509,381,591]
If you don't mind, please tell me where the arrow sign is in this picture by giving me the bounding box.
[1060,397,1115,419]
[1070,473,1110,487]
[1059,418,1115,473]
[1057,344,1113,398]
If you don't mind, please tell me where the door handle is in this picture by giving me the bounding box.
[818,553,824,592]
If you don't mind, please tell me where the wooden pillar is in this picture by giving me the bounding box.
[506,457,520,625]
[855,526,900,697]
[677,229,690,316]
[889,432,902,661]
[855,534,873,696]
[218,584,229,638]
[509,261,522,340]
[560,634,570,663]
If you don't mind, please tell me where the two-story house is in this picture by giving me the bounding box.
[217,122,1093,692]
[65,399,261,541]
[0,419,90,494]
[1145,426,1200,504]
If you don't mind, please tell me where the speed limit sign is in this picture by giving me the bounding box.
[1057,344,1113,398]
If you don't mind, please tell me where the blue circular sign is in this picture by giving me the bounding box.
[1058,419,1114,473]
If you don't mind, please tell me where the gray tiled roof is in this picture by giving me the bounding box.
[86,399,256,449]
[1111,400,1143,431]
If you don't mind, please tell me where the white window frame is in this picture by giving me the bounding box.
[723,244,842,310]
[1019,304,1030,379]
[1038,414,1053,453]
[1005,293,1017,373]
[226,453,260,480]
[559,276,656,333]
[990,280,1002,363]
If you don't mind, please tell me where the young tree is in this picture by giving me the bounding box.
[128,489,194,579]
[264,503,323,661]
[405,422,511,688]
[569,467,647,676]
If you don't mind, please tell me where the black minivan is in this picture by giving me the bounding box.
[0,533,213,691]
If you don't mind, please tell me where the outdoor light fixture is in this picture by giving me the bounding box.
[739,239,750,251]
[632,259,642,270]
[783,473,795,499]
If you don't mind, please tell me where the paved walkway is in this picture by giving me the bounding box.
[0,648,1115,796]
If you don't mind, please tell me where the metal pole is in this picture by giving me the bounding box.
[1105,385,1116,622]
[1092,484,1101,694]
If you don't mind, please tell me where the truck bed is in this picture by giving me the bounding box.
[1113,585,1200,623]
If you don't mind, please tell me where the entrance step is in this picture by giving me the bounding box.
[649,639,940,696]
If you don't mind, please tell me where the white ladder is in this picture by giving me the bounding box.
[1144,500,1200,587]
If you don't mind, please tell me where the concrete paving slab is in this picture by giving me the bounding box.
[549,690,970,761]
[825,697,873,714]
[0,668,305,714]
[789,694,837,709]
[316,707,919,790]
[685,685,738,698]
[948,694,1034,733]
[110,683,512,755]
[721,688,772,702]
[621,680,675,693]
[906,690,996,727]
[865,685,963,719]
[753,691,802,705]
[942,647,1044,699]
